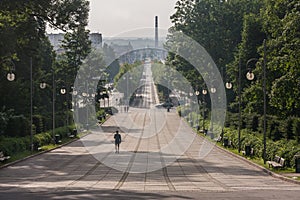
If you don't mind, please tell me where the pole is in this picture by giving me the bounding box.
[66,84,69,128]
[263,39,267,164]
[52,69,55,142]
[197,98,200,131]
[238,54,241,153]
[127,75,129,108]
[86,81,89,130]
[202,95,205,132]
[30,57,33,152]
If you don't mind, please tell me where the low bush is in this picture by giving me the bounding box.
[223,127,300,168]
[0,124,76,156]
[5,115,30,137]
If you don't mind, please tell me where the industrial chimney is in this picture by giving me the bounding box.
[155,16,158,48]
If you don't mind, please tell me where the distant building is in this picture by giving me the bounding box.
[89,33,102,48]
[109,42,133,57]
[47,32,102,53]
[47,33,64,53]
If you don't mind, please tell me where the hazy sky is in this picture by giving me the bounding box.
[88,0,178,37]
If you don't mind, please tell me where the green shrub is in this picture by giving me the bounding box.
[0,136,29,155]
[0,124,76,156]
[285,117,295,140]
[33,132,52,148]
[228,112,239,128]
[223,115,300,168]
[5,115,30,137]
[33,115,44,133]
[277,140,300,168]
[293,119,300,143]
[268,117,280,141]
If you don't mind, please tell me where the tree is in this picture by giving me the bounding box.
[261,0,300,117]
[167,0,262,111]
[0,0,91,135]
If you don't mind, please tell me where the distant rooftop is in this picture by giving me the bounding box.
[47,33,103,52]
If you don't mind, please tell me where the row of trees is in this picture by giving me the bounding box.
[167,0,300,142]
[0,0,92,137]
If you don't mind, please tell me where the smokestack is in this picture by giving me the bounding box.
[155,16,158,48]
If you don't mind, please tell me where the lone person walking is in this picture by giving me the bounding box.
[114,130,121,153]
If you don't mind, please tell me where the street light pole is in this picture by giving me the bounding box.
[202,89,207,132]
[195,90,200,131]
[238,54,242,153]
[245,39,267,163]
[85,82,89,130]
[263,39,267,164]
[30,57,33,152]
[52,69,56,142]
[6,60,16,81]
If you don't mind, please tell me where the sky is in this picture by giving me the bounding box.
[88,0,178,38]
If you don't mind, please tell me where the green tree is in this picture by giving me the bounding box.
[0,0,91,136]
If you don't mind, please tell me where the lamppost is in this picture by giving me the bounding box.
[195,90,200,131]
[238,55,258,153]
[7,58,41,151]
[81,85,96,130]
[223,80,233,141]
[202,89,207,132]
[225,82,232,90]
[60,83,72,128]
[237,54,242,152]
[40,69,66,143]
[5,59,16,82]
[246,39,267,164]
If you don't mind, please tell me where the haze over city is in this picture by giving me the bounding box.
[88,0,177,37]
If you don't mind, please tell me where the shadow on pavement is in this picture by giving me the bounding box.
[0,189,193,200]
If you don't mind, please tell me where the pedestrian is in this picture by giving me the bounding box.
[114,130,121,153]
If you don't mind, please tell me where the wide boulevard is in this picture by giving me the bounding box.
[0,61,299,199]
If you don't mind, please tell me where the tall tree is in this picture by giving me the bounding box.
[0,0,91,134]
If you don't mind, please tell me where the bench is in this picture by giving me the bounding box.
[267,155,285,169]
[68,129,77,138]
[0,151,10,162]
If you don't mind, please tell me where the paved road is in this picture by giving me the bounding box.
[0,61,299,199]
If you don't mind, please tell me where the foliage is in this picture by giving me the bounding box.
[223,127,300,168]
[0,136,29,156]
[0,124,75,156]
[227,0,300,118]
[0,0,91,137]
[168,0,262,91]
[168,0,299,120]
[5,115,30,137]
[103,43,120,81]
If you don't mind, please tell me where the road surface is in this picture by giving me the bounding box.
[0,61,299,199]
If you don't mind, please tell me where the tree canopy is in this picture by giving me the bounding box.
[0,0,91,136]
[167,0,300,118]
